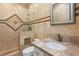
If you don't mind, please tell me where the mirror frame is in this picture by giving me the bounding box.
[50,3,75,25]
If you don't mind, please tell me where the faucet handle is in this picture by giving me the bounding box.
[55,33,62,42]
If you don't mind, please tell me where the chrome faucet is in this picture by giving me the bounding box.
[55,33,62,42]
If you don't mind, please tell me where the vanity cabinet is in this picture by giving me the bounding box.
[33,46,50,56]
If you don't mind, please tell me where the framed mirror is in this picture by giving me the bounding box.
[51,3,75,25]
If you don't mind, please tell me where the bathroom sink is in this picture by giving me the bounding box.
[44,42,66,50]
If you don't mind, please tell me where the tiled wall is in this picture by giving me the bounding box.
[28,3,51,39]
[0,3,28,22]
[1,3,79,55]
[27,3,79,44]
[0,3,28,55]
[0,24,20,55]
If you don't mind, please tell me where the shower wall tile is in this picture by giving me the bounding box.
[0,3,28,55]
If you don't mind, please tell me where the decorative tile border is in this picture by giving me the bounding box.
[5,14,24,23]
[0,47,19,55]
[27,16,50,23]
[75,7,79,16]
[24,16,50,25]
[0,14,24,31]
[5,14,23,31]
[0,14,50,31]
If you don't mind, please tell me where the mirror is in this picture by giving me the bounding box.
[51,3,75,25]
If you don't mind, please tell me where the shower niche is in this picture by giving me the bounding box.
[24,37,31,46]
[20,31,34,51]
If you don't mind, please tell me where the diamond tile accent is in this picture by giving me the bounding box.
[5,14,23,31]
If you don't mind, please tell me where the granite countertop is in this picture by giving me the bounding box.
[32,38,79,56]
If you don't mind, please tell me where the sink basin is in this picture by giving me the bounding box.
[44,42,66,50]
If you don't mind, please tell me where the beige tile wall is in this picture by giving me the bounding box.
[0,3,28,22]
[28,3,50,21]
[28,3,79,43]
[0,3,79,55]
[0,3,28,55]
[28,3,51,39]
